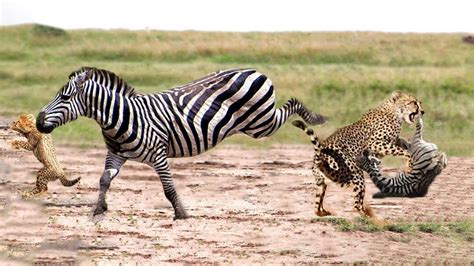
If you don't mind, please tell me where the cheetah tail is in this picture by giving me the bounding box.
[292,120,322,152]
[59,175,81,187]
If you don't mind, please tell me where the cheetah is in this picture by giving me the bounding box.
[293,91,424,217]
[8,114,80,197]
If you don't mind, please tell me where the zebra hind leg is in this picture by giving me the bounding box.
[153,155,189,220]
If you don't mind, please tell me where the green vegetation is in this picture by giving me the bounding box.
[447,220,474,241]
[417,222,442,233]
[1,24,473,154]
[311,216,385,232]
[385,222,413,233]
[312,217,474,241]
[310,216,354,232]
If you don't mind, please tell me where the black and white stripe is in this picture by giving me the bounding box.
[356,116,447,198]
[36,66,326,219]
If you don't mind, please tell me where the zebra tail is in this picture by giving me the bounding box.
[287,98,326,125]
[292,120,322,152]
[59,174,81,187]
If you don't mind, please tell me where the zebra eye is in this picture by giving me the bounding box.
[60,94,71,101]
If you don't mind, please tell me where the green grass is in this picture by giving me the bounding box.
[385,222,413,233]
[447,220,474,242]
[310,216,355,232]
[1,24,473,154]
[311,217,474,241]
[417,222,442,233]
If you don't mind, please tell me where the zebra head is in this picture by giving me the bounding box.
[356,149,381,172]
[36,67,93,133]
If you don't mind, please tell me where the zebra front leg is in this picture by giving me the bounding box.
[93,152,126,216]
[153,154,188,220]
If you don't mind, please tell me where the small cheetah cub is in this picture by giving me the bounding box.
[8,114,80,197]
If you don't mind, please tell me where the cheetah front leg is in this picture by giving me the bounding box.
[369,140,411,170]
[313,168,331,216]
[8,139,34,151]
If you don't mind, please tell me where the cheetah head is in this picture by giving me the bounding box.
[389,91,424,124]
[10,114,37,135]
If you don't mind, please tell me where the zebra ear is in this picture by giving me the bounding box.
[75,69,93,90]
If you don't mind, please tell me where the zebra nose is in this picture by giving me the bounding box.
[421,110,425,115]
[37,111,46,124]
[36,111,53,133]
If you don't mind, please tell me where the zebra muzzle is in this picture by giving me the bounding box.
[36,111,54,133]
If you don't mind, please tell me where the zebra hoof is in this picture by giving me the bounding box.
[173,212,190,220]
[93,204,108,216]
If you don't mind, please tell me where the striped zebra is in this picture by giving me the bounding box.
[36,67,326,219]
[356,115,447,197]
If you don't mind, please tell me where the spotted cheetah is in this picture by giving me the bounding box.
[293,91,424,217]
[8,114,80,197]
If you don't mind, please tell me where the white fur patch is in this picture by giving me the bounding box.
[106,169,118,178]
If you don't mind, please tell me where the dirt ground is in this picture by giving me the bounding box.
[0,122,473,264]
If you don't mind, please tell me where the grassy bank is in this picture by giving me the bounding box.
[0,25,473,155]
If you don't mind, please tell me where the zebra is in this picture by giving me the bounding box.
[356,115,447,198]
[36,67,326,219]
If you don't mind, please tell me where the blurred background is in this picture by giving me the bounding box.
[0,0,473,155]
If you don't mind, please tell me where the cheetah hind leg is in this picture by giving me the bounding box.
[350,172,375,218]
[21,177,48,199]
[350,172,389,226]
[314,170,332,216]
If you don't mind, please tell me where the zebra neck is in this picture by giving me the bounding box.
[89,90,137,136]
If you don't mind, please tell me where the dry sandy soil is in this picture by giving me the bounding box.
[0,121,472,264]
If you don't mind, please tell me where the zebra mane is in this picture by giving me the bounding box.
[69,67,136,96]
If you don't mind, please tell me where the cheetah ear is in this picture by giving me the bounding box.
[19,115,28,124]
[18,115,32,130]
[390,91,403,103]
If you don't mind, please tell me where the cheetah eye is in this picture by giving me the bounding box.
[60,94,71,101]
